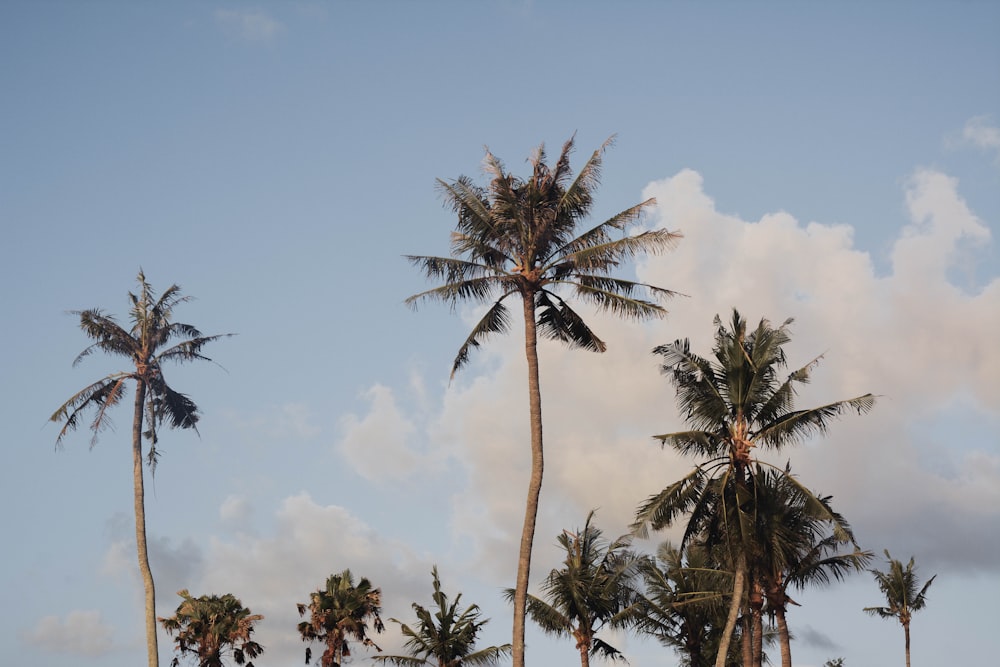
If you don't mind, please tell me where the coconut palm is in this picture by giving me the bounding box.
[510,511,641,667]
[407,135,680,667]
[632,310,875,667]
[635,541,733,667]
[297,570,385,667]
[159,590,263,667]
[863,552,936,667]
[375,566,510,667]
[749,465,872,667]
[50,271,231,667]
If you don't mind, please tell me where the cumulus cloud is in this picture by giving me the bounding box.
[215,9,285,43]
[21,610,114,656]
[338,384,428,482]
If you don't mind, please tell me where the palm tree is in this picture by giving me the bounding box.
[863,551,936,667]
[297,569,386,667]
[510,511,641,667]
[632,310,875,667]
[374,566,510,667]
[407,135,680,667]
[50,270,231,667]
[635,541,734,667]
[748,465,872,667]
[159,590,264,667]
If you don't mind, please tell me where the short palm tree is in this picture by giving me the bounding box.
[863,551,936,667]
[297,569,386,667]
[511,511,641,667]
[50,270,231,667]
[632,310,875,667]
[635,541,732,667]
[374,566,510,667]
[407,135,680,667]
[159,590,264,667]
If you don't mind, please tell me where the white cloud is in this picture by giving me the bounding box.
[962,115,1000,156]
[21,610,114,656]
[215,9,284,43]
[338,384,430,482]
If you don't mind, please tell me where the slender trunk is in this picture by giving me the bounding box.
[903,621,911,667]
[512,295,543,667]
[775,605,791,667]
[715,553,745,667]
[750,581,763,667]
[740,614,752,667]
[133,380,159,667]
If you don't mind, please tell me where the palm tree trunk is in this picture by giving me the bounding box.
[578,637,591,667]
[904,621,911,667]
[133,380,159,667]
[775,605,792,667]
[750,581,764,667]
[741,614,752,667]
[715,554,745,667]
[512,295,544,667]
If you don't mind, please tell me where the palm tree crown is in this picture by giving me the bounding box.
[408,135,680,667]
[297,569,386,667]
[51,270,230,465]
[159,590,264,667]
[406,134,680,377]
[375,566,511,667]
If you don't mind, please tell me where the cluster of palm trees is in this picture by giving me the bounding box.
[155,567,510,667]
[52,137,936,667]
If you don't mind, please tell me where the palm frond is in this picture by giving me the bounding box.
[50,374,131,446]
[450,299,512,378]
[535,292,606,353]
[754,394,876,450]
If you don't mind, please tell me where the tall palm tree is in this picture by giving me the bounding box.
[159,590,264,667]
[407,135,681,667]
[749,465,872,667]
[297,569,386,667]
[863,551,936,667]
[511,511,641,667]
[375,566,511,667]
[632,310,875,667]
[50,270,231,667]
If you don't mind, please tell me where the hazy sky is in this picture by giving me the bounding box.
[2,2,998,666]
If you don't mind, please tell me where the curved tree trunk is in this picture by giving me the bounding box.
[512,295,544,667]
[133,381,159,667]
[716,553,745,667]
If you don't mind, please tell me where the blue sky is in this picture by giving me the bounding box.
[2,2,998,666]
